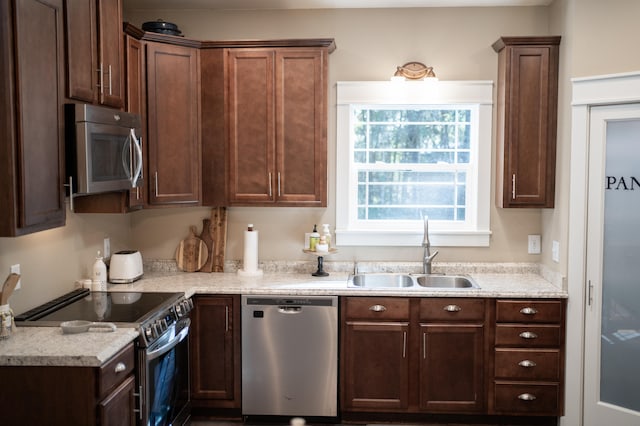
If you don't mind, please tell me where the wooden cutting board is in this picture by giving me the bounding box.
[198,218,215,272]
[0,273,20,305]
[210,207,227,272]
[175,225,209,272]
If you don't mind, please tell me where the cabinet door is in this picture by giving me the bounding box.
[96,0,124,108]
[146,42,201,205]
[275,49,327,206]
[64,0,98,103]
[419,323,485,412]
[494,37,560,208]
[98,374,136,426]
[190,295,241,408]
[0,0,66,236]
[342,321,410,411]
[228,49,275,204]
[125,35,145,209]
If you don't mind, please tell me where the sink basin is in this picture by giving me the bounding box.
[414,274,479,289]
[348,273,414,288]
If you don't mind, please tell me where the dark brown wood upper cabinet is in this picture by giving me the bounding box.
[146,41,201,206]
[202,41,333,207]
[0,0,66,236]
[493,36,560,208]
[65,0,124,108]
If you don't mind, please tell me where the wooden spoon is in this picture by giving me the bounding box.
[1,273,20,305]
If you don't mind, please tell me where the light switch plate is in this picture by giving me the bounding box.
[104,237,111,259]
[528,235,541,254]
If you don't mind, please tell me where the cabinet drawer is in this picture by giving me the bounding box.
[419,298,485,321]
[494,382,560,415]
[99,343,135,398]
[496,300,563,323]
[495,349,560,380]
[495,324,561,347]
[343,297,410,320]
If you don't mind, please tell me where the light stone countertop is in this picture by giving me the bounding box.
[1,262,566,368]
[0,326,139,367]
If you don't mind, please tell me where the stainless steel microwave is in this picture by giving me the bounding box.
[65,103,143,195]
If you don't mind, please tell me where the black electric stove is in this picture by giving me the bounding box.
[15,288,192,347]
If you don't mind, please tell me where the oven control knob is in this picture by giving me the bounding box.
[175,304,183,318]
[186,298,194,311]
[145,325,155,340]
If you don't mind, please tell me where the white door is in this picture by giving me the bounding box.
[584,104,640,426]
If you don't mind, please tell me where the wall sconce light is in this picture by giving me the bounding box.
[391,61,438,81]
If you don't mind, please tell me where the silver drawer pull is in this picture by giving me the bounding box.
[520,307,538,315]
[518,393,537,401]
[369,304,387,312]
[444,304,462,312]
[519,331,538,339]
[518,360,537,368]
[114,362,127,373]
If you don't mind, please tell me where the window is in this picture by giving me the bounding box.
[336,81,493,247]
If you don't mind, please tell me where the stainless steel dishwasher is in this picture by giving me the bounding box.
[241,295,338,417]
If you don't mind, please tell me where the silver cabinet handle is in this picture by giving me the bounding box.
[369,304,386,312]
[108,64,113,95]
[114,362,126,373]
[268,172,272,197]
[518,360,537,368]
[444,304,462,312]
[520,307,538,315]
[154,172,159,197]
[225,305,229,333]
[519,331,538,339]
[402,331,407,359]
[518,393,537,401]
[512,173,516,199]
[422,332,426,359]
[277,172,281,197]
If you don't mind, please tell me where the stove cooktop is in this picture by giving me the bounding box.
[15,288,183,326]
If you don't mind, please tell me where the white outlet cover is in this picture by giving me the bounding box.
[528,235,541,254]
[104,237,111,259]
[552,240,560,263]
[10,264,21,290]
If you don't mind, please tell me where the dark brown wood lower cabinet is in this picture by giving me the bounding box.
[0,343,135,425]
[190,295,241,411]
[341,296,565,424]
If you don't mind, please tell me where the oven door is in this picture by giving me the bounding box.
[76,121,143,194]
[140,317,190,426]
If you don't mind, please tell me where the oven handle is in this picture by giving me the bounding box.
[146,318,190,362]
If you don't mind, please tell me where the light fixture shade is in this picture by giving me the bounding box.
[392,61,438,81]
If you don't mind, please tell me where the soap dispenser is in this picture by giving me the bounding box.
[92,251,107,291]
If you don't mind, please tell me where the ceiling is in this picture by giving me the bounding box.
[124,0,553,10]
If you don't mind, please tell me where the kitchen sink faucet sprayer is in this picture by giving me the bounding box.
[422,216,439,274]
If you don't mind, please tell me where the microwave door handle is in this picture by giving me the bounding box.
[122,133,132,179]
[130,128,143,188]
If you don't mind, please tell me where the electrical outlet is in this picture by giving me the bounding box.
[10,264,21,290]
[528,235,541,254]
[552,240,560,263]
[104,237,111,259]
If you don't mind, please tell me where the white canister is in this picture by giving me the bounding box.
[0,304,14,339]
[92,251,107,290]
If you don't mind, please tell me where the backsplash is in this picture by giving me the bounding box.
[144,259,565,289]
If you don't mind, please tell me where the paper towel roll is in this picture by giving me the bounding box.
[238,229,263,277]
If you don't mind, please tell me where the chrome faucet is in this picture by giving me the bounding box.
[422,216,439,274]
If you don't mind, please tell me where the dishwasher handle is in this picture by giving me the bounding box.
[278,306,302,314]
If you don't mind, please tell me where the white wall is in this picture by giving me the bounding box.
[125,6,551,264]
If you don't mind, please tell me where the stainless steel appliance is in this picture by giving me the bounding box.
[241,295,338,418]
[15,288,192,426]
[66,103,143,195]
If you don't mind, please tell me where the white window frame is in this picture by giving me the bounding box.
[335,80,493,247]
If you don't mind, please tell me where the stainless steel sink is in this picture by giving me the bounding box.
[348,273,414,288]
[347,273,479,289]
[413,274,479,289]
